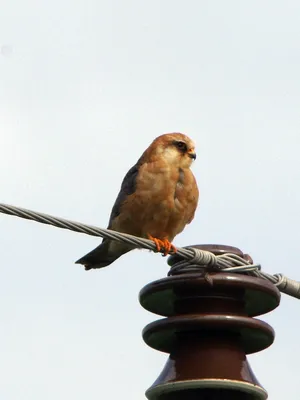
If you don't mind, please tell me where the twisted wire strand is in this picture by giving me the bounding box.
[0,203,299,299]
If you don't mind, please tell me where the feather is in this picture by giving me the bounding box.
[75,132,199,270]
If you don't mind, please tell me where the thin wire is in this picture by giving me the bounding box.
[0,203,299,299]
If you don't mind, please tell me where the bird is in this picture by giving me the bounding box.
[76,132,199,270]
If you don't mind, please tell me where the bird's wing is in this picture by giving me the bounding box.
[186,173,199,224]
[107,163,140,229]
[75,162,141,269]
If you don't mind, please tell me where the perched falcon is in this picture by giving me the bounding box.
[76,133,199,270]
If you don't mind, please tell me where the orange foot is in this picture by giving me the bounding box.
[148,235,177,256]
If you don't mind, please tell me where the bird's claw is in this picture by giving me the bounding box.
[161,238,177,256]
[148,235,177,256]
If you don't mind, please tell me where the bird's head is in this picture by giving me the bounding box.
[145,133,197,168]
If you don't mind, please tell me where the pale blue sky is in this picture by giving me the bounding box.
[1,1,300,399]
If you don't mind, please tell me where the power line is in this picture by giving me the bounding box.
[0,202,299,299]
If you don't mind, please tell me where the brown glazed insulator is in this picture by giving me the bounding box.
[139,245,281,400]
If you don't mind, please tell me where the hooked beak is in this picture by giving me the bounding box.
[188,152,197,160]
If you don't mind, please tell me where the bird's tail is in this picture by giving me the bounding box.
[75,239,133,270]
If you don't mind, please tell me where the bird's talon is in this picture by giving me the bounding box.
[148,235,162,252]
[148,235,177,256]
[170,244,177,254]
[154,239,161,252]
[161,239,177,256]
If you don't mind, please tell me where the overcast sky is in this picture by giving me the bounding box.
[1,1,300,399]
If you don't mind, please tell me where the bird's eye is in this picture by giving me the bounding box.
[176,141,187,151]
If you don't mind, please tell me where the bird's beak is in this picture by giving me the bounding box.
[188,151,197,160]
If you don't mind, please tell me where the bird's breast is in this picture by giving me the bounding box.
[113,161,198,240]
[136,163,191,213]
